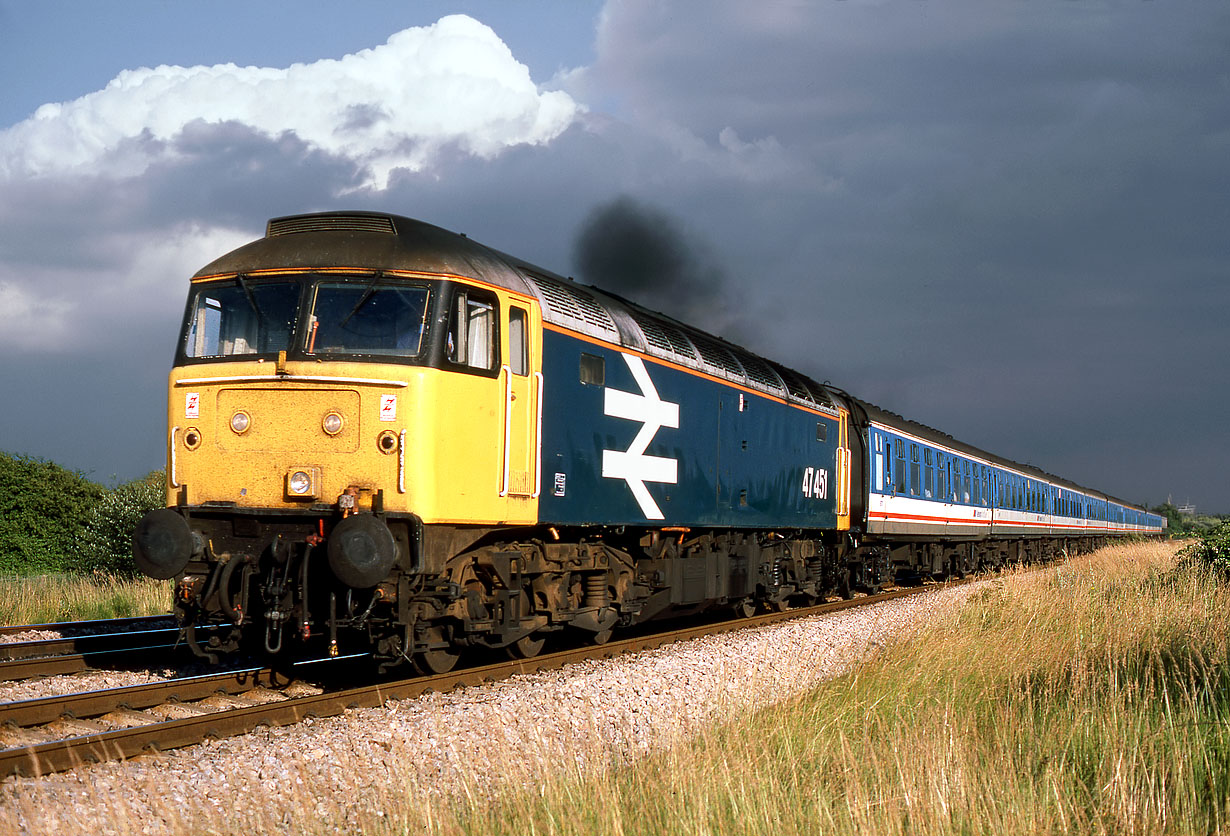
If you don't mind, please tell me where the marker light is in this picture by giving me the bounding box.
[230,411,251,434]
[322,412,344,436]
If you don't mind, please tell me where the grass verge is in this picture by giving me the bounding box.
[0,573,172,626]
[433,540,1230,836]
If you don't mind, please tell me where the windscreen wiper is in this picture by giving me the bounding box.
[234,272,264,321]
[338,271,386,329]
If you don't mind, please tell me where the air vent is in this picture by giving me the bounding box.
[266,214,397,237]
[735,351,785,394]
[770,362,817,404]
[689,332,744,380]
[630,311,697,362]
[523,273,619,338]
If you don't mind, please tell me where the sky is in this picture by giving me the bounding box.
[0,0,1226,513]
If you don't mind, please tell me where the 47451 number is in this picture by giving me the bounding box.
[801,466,829,500]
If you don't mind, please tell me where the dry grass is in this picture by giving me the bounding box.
[429,540,1230,836]
[0,573,172,626]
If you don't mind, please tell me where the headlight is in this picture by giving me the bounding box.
[286,467,321,499]
[322,411,344,436]
[230,411,251,434]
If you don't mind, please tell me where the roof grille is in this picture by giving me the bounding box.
[735,351,785,394]
[689,332,744,379]
[630,311,697,362]
[523,273,619,337]
[266,214,397,237]
[770,362,817,404]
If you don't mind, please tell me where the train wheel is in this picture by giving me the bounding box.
[508,633,546,659]
[734,598,757,619]
[415,626,459,675]
[838,569,854,600]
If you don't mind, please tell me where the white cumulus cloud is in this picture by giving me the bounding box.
[0,15,580,188]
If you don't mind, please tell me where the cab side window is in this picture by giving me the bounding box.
[446,288,497,372]
[509,306,528,376]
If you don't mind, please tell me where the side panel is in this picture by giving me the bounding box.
[537,329,842,529]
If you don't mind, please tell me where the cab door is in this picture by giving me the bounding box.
[835,409,852,530]
[501,303,541,501]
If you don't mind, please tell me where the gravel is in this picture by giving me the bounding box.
[0,582,986,835]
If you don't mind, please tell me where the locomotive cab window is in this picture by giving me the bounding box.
[306,281,431,358]
[184,278,299,358]
[509,307,529,376]
[445,288,498,372]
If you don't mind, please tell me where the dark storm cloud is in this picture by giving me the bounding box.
[566,0,1230,510]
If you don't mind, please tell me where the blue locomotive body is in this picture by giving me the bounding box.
[536,328,843,530]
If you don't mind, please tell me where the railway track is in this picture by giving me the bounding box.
[0,623,202,683]
[0,615,173,639]
[0,581,958,778]
[0,616,227,684]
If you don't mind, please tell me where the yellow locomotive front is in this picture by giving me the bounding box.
[133,214,543,669]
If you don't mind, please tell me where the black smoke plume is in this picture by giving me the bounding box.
[572,196,744,340]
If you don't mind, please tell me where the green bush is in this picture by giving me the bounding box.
[1178,519,1230,576]
[0,451,104,574]
[73,471,168,577]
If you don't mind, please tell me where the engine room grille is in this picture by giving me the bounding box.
[735,351,785,395]
[771,362,819,404]
[266,215,397,237]
[630,311,697,362]
[689,332,744,380]
[523,273,619,338]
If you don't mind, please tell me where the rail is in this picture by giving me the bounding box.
[0,581,960,777]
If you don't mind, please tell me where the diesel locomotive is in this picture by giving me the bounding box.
[132,211,1164,672]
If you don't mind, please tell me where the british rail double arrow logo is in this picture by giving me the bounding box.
[601,354,680,520]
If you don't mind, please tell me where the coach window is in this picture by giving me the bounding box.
[445,288,497,372]
[963,461,971,503]
[894,439,907,494]
[910,445,920,496]
[923,449,934,499]
[872,435,884,492]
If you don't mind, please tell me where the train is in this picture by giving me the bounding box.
[132,211,1165,672]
